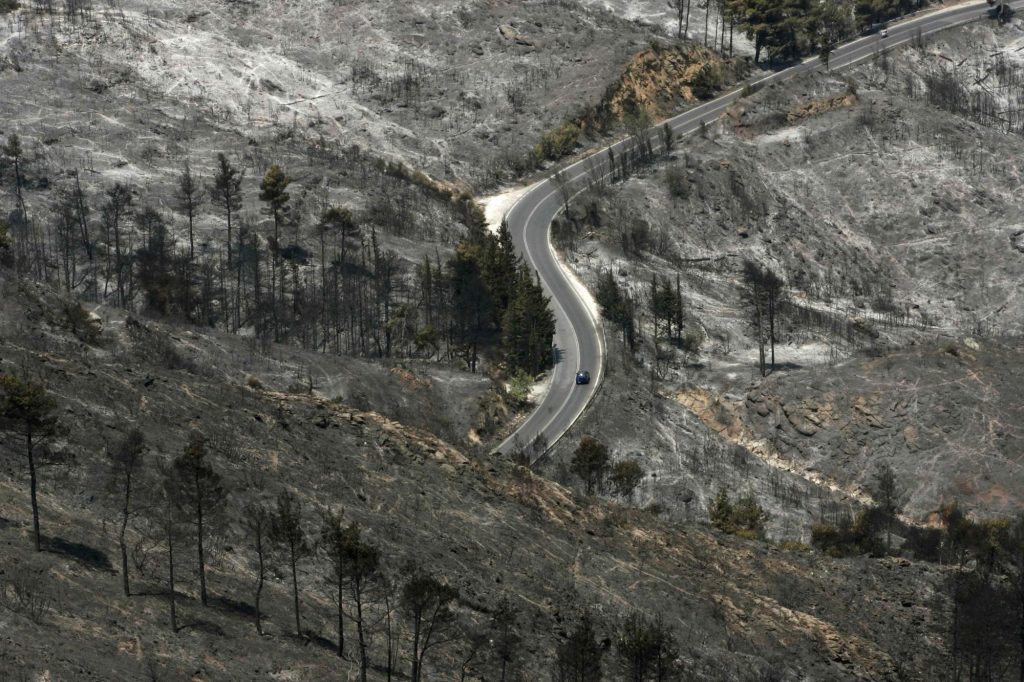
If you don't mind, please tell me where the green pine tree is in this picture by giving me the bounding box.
[502,266,554,375]
[485,219,521,325]
[450,243,492,373]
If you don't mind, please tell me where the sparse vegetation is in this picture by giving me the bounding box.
[708,489,769,540]
[811,509,886,558]
[740,260,785,377]
[609,459,645,499]
[554,611,604,682]
[169,431,225,607]
[270,489,311,638]
[507,370,533,405]
[534,121,583,162]
[0,569,53,624]
[242,496,271,636]
[570,435,610,495]
[615,611,682,681]
[595,269,637,349]
[402,568,459,682]
[0,374,59,552]
[106,429,147,597]
[62,302,101,344]
[0,220,10,259]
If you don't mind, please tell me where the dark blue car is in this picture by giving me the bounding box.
[575,370,591,385]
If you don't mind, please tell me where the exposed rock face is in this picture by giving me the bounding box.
[497,23,535,47]
[740,343,1024,518]
[606,46,746,119]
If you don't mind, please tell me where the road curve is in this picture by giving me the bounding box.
[495,0,1019,459]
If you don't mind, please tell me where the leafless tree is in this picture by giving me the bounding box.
[106,429,146,596]
[208,154,243,329]
[320,508,349,657]
[271,489,310,637]
[402,567,460,682]
[169,431,225,606]
[242,496,271,635]
[667,0,691,39]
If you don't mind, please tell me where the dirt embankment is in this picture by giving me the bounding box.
[608,45,747,120]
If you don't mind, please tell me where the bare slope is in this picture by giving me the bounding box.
[741,340,1024,518]
[0,264,954,681]
[0,0,703,189]
[543,18,1024,524]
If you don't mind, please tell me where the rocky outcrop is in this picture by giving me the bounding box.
[497,24,535,47]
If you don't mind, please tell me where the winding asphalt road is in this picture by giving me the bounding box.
[495,0,1020,459]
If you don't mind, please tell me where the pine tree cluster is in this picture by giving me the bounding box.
[1,137,555,378]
